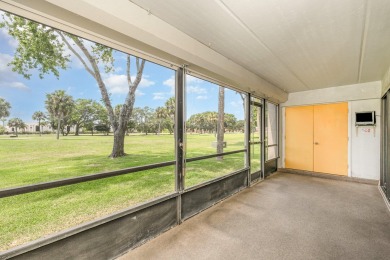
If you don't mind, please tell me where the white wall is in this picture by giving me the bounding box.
[382,65,390,96]
[350,100,381,180]
[280,81,381,180]
[282,81,382,107]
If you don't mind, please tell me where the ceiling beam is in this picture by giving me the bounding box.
[358,0,370,83]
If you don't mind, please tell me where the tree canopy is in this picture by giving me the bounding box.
[187,111,240,133]
[45,90,74,139]
[7,117,25,137]
[0,12,145,157]
[32,111,46,136]
[0,97,11,119]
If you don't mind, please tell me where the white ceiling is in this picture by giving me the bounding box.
[2,0,390,98]
[129,0,390,93]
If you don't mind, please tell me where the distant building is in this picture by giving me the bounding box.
[4,123,77,134]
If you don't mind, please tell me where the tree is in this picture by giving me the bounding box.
[206,111,218,134]
[92,103,110,135]
[224,114,238,132]
[235,120,245,132]
[94,124,110,135]
[0,13,145,158]
[187,111,237,134]
[134,106,155,135]
[45,90,74,140]
[155,106,166,134]
[7,118,25,137]
[0,118,6,128]
[32,111,46,136]
[0,97,11,124]
[217,86,225,160]
[164,97,175,135]
[71,99,100,136]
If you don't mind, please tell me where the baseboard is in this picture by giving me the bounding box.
[278,168,378,185]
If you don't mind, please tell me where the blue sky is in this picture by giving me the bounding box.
[0,12,244,123]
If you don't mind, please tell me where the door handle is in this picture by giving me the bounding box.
[314,142,319,145]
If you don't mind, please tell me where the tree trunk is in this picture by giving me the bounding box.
[217,86,225,160]
[75,124,80,136]
[38,119,41,136]
[110,128,126,158]
[256,107,261,133]
[56,117,61,140]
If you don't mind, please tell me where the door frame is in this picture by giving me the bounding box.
[281,102,352,177]
[248,97,265,183]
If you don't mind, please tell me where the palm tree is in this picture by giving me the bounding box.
[45,90,74,140]
[155,106,166,135]
[0,97,11,120]
[164,97,175,135]
[32,111,46,136]
[7,118,26,137]
[0,118,6,127]
[204,112,218,134]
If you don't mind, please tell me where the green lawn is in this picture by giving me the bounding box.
[0,133,246,251]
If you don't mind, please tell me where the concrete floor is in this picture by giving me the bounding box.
[118,172,390,260]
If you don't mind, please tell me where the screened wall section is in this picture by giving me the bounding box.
[265,101,279,161]
[0,8,279,259]
[185,74,246,189]
[249,97,263,181]
[265,101,279,176]
[381,93,390,202]
[0,10,178,252]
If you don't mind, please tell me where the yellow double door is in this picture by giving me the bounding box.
[285,103,348,176]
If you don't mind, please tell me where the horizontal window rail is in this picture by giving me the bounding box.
[249,141,262,145]
[184,167,249,192]
[251,101,262,107]
[186,149,246,163]
[0,149,246,199]
[265,157,280,163]
[0,160,176,198]
[266,144,278,147]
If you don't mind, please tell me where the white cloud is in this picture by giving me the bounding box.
[230,101,243,108]
[136,90,145,96]
[0,13,18,49]
[187,85,207,94]
[115,66,124,73]
[186,75,202,84]
[0,81,29,90]
[0,53,12,72]
[196,95,208,100]
[163,76,174,88]
[0,53,28,90]
[164,75,209,96]
[103,74,127,94]
[138,75,155,88]
[103,73,155,94]
[163,76,175,94]
[153,92,166,100]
